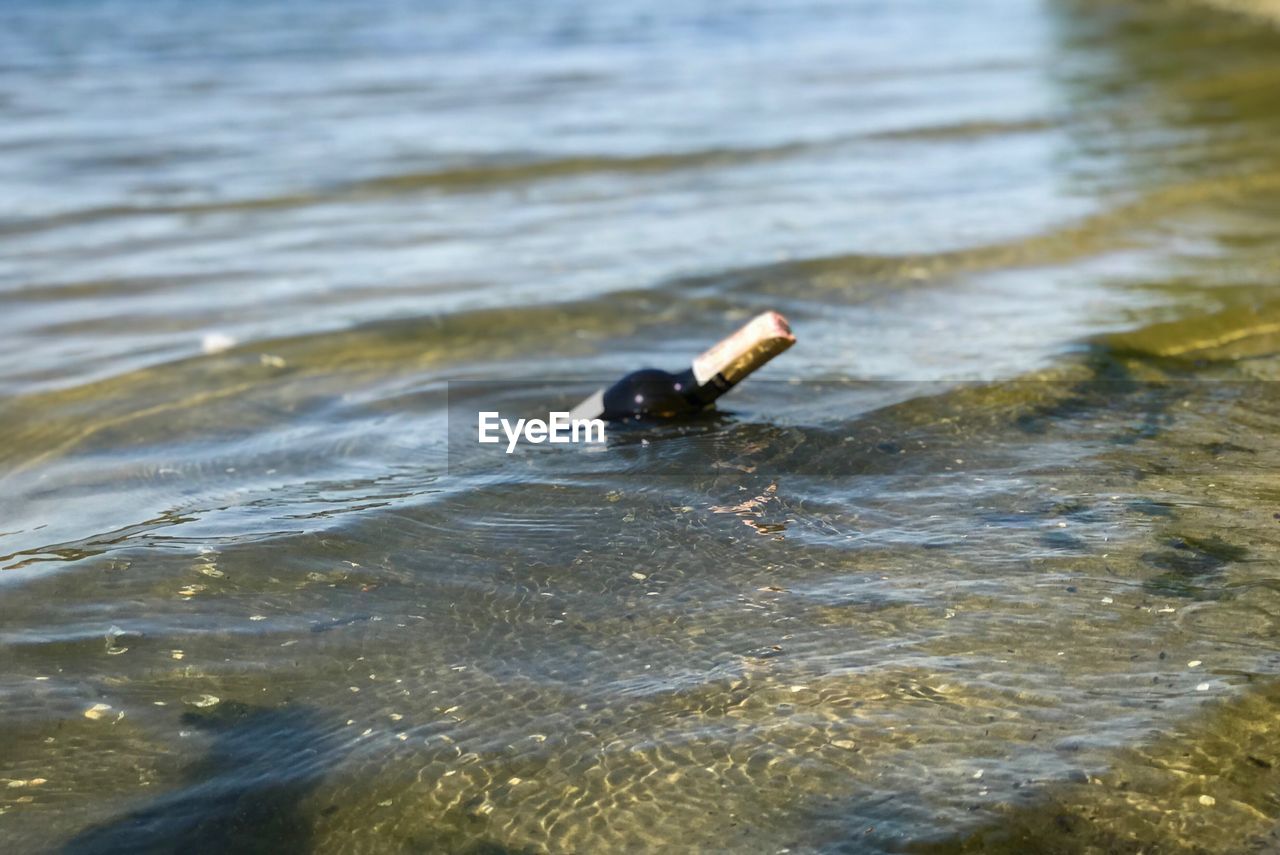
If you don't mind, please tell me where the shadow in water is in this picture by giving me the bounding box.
[61,701,539,855]
[64,702,332,855]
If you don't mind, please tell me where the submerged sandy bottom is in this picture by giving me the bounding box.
[2,0,1280,851]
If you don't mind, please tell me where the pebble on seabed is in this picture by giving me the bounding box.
[7,778,47,788]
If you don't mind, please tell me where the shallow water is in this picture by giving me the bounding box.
[2,0,1280,852]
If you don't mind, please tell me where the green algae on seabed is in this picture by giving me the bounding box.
[910,678,1280,853]
[1103,299,1280,362]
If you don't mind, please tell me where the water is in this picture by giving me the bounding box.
[2,0,1280,851]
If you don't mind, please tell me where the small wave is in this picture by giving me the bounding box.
[1101,298,1280,361]
[704,165,1280,299]
[0,143,812,237]
[864,116,1057,143]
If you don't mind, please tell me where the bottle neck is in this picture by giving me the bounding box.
[687,310,795,399]
[568,310,796,421]
[678,366,730,407]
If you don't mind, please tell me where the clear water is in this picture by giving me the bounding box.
[3,0,1280,851]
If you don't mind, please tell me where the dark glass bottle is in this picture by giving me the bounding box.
[600,367,711,422]
[570,310,795,423]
